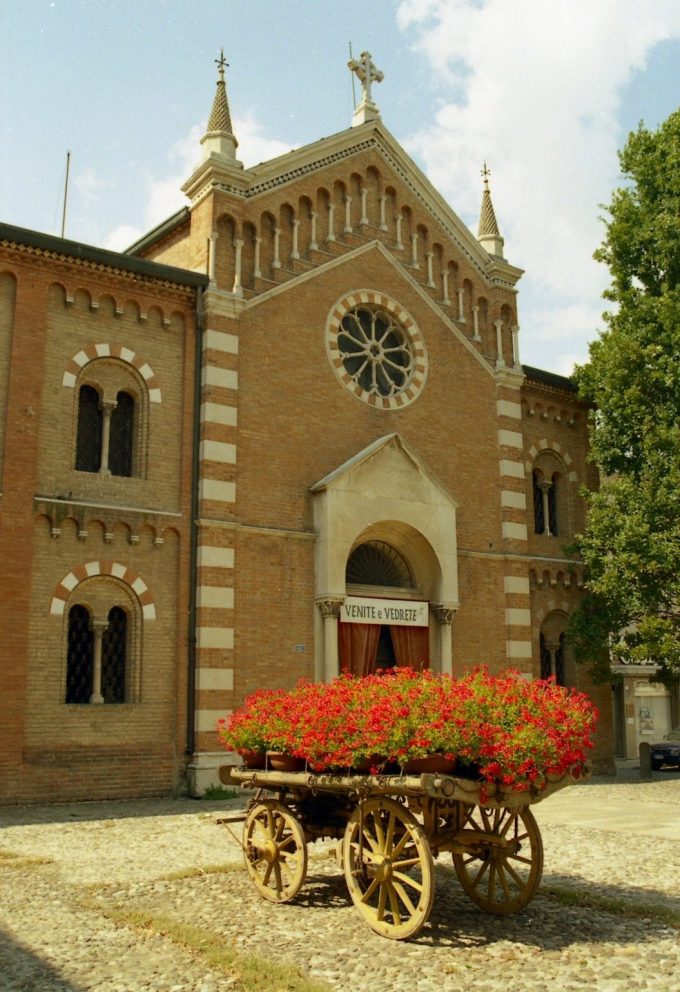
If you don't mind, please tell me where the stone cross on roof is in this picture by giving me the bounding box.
[348,50,384,126]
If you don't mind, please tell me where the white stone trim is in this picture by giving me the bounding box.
[504,576,530,595]
[502,522,528,541]
[197,627,234,649]
[197,586,235,609]
[196,668,234,691]
[497,399,522,419]
[498,429,523,449]
[200,440,237,464]
[199,479,236,503]
[198,546,235,568]
[205,329,239,354]
[202,367,238,391]
[195,709,228,733]
[201,402,237,426]
[499,459,525,479]
[501,490,526,509]
[506,640,532,659]
[505,608,532,626]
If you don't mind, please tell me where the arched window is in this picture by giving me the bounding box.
[102,606,127,703]
[109,391,134,477]
[66,604,94,703]
[548,473,558,536]
[540,630,566,686]
[75,385,102,472]
[532,472,544,534]
[346,541,413,588]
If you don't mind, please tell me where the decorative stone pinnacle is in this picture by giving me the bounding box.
[198,50,243,169]
[348,50,384,126]
[477,162,505,258]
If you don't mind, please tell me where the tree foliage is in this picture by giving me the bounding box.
[570,109,680,682]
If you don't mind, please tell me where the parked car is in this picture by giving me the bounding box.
[651,728,680,770]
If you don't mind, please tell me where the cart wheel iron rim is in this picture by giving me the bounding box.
[452,805,543,915]
[342,796,434,940]
[242,799,308,903]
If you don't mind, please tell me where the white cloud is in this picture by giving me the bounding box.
[104,115,293,252]
[397,0,680,370]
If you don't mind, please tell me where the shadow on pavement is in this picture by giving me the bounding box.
[0,926,86,992]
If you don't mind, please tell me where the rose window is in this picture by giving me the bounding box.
[338,306,413,398]
[326,291,427,410]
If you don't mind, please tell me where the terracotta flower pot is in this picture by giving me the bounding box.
[239,749,266,769]
[401,754,457,775]
[266,751,306,772]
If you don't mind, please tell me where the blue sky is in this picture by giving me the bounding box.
[2,0,680,374]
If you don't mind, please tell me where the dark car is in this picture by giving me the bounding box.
[651,728,680,770]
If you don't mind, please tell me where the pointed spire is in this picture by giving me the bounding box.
[477,163,505,258]
[200,50,242,169]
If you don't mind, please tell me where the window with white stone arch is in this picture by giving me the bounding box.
[72,359,148,478]
[326,291,427,409]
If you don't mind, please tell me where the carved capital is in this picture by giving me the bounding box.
[434,605,456,625]
[317,598,344,619]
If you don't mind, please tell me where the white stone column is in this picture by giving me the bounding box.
[495,319,506,368]
[232,238,244,297]
[208,232,218,284]
[327,203,336,242]
[395,214,403,250]
[344,196,352,233]
[273,227,281,269]
[539,480,553,536]
[512,325,521,368]
[291,219,300,260]
[434,606,456,676]
[426,251,435,287]
[253,236,262,278]
[471,304,481,341]
[318,599,343,682]
[100,401,115,476]
[441,270,451,306]
[378,194,387,230]
[457,288,466,323]
[411,233,419,268]
[309,210,318,251]
[360,187,368,225]
[90,619,106,704]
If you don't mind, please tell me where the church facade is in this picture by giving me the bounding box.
[0,54,615,804]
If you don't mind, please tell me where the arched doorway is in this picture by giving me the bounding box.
[339,540,429,675]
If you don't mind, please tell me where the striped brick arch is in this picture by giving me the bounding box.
[49,562,157,620]
[326,289,428,410]
[62,343,162,403]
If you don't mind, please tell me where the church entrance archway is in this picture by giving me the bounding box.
[339,539,429,674]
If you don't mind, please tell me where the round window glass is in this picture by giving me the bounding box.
[338,306,413,399]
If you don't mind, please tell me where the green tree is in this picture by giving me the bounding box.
[570,109,680,683]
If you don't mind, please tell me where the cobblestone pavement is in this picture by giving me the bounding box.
[1,772,679,992]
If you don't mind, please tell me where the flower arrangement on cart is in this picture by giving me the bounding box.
[217,666,598,794]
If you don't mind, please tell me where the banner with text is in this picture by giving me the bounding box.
[341,596,429,627]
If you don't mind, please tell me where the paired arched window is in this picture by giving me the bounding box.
[532,470,559,536]
[540,631,566,686]
[75,386,135,477]
[66,604,127,704]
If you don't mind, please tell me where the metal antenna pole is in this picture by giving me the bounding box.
[60,150,71,239]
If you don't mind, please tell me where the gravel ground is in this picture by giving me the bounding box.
[0,774,679,992]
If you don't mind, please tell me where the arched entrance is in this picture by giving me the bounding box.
[339,540,429,674]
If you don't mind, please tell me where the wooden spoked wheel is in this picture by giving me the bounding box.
[452,805,543,914]
[242,800,307,903]
[343,797,434,939]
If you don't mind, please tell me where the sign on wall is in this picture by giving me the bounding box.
[341,596,429,627]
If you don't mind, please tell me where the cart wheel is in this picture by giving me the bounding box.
[343,796,434,940]
[243,800,307,903]
[453,805,543,914]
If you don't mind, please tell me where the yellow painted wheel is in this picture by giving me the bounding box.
[343,797,434,939]
[243,800,307,903]
[453,805,543,914]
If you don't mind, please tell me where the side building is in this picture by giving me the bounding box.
[0,225,207,801]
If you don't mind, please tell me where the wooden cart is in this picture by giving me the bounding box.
[223,766,581,940]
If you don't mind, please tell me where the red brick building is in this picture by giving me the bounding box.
[0,55,614,803]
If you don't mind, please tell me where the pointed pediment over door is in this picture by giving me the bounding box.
[310,433,459,607]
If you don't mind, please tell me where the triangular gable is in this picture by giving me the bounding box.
[243,239,496,378]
